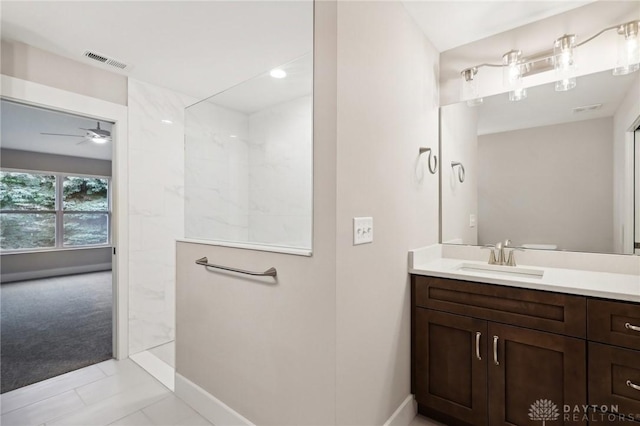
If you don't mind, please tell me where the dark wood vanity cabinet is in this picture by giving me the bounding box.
[587,299,640,422]
[410,275,640,426]
[414,309,488,425]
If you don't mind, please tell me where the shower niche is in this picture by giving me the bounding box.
[184,54,313,254]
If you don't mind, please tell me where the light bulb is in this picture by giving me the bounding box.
[502,50,525,101]
[554,35,576,92]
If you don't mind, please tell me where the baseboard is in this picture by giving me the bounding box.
[384,394,417,426]
[1,263,112,283]
[130,351,175,391]
[175,374,255,426]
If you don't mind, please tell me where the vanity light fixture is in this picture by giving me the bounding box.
[459,19,640,101]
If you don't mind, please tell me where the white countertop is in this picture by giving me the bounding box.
[409,245,640,303]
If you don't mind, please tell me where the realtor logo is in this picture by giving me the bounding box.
[529,399,560,425]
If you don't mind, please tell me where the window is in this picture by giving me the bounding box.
[0,170,110,251]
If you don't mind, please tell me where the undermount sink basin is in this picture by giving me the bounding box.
[455,263,544,279]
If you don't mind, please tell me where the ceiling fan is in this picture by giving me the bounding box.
[41,121,112,144]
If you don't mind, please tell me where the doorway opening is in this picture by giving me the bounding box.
[0,100,115,393]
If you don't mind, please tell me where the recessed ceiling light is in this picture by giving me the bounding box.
[229,135,237,138]
[161,119,173,124]
[270,69,287,79]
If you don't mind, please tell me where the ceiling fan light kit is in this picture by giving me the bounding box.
[40,121,112,145]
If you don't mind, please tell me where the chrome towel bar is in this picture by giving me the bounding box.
[195,257,277,277]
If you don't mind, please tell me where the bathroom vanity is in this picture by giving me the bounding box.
[410,246,640,425]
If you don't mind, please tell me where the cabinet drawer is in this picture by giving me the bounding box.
[589,342,640,422]
[412,276,586,338]
[588,299,640,350]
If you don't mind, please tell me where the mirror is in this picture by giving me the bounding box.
[440,69,639,255]
[184,54,313,253]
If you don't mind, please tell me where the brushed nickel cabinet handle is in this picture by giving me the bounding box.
[625,323,640,332]
[628,380,640,391]
[493,335,499,366]
[475,332,482,361]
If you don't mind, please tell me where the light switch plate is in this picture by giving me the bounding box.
[353,217,373,245]
[469,214,477,228]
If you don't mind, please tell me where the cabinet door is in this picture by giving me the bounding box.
[488,323,587,426]
[589,342,640,422]
[414,309,487,425]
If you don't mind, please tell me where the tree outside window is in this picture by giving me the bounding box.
[0,171,110,251]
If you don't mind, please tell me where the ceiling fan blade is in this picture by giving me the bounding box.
[41,132,85,137]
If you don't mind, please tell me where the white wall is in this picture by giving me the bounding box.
[127,79,196,354]
[612,74,640,253]
[335,2,439,424]
[478,117,614,253]
[440,103,478,245]
[1,40,127,106]
[439,2,640,105]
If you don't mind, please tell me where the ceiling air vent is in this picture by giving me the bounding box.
[572,103,602,114]
[83,50,128,70]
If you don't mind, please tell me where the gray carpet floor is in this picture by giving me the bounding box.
[1,271,113,393]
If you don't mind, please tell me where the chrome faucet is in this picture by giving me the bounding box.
[484,239,512,265]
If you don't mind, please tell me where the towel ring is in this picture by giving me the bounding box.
[419,147,438,174]
[451,161,465,183]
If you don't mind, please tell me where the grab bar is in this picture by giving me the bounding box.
[195,257,277,277]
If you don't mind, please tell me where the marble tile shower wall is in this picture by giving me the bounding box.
[128,79,196,355]
[184,95,312,249]
[184,102,251,242]
[247,96,313,248]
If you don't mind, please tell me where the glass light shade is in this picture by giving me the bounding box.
[509,87,527,102]
[502,50,525,101]
[613,22,640,76]
[461,68,483,106]
[502,50,522,86]
[554,35,577,91]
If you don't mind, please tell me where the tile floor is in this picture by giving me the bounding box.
[0,358,212,426]
[1,354,443,426]
[409,414,445,426]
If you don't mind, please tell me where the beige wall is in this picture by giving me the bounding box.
[1,40,127,106]
[478,117,614,253]
[176,2,440,425]
[0,148,112,176]
[440,102,478,245]
[612,74,640,253]
[335,2,439,424]
[175,2,337,425]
